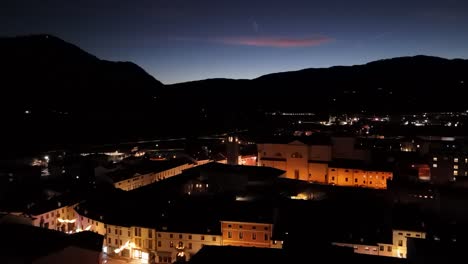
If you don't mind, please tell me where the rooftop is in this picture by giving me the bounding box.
[26,192,81,216]
[256,134,332,146]
[108,158,193,182]
[0,224,103,261]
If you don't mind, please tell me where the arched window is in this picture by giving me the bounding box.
[291,152,303,158]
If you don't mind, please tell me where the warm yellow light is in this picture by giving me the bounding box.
[57,218,76,223]
[114,240,130,254]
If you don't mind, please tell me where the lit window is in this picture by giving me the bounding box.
[454,165,459,169]
[454,158,459,163]
[433,157,438,161]
[433,164,438,168]
[454,170,458,176]
[170,241,173,248]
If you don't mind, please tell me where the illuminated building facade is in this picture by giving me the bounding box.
[327,165,393,189]
[156,230,222,263]
[257,137,392,189]
[98,219,282,263]
[333,229,426,259]
[258,139,332,182]
[113,160,211,191]
[29,201,79,233]
[430,154,468,184]
[221,221,282,248]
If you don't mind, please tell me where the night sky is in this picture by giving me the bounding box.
[2,0,468,84]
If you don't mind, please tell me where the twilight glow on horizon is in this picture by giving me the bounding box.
[2,0,468,84]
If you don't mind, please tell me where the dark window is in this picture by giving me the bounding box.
[387,246,392,252]
[179,234,183,239]
[157,241,161,247]
[345,178,348,182]
[332,177,335,181]
[239,225,243,229]
[355,178,358,183]
[264,234,269,241]
[398,240,403,247]
[188,235,192,239]
[212,236,216,241]
[239,232,243,239]
[252,233,257,240]
[201,235,205,240]
[252,226,256,230]
[170,234,173,238]
[379,245,384,251]
[188,243,192,249]
[228,231,232,238]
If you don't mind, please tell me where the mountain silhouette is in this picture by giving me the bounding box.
[0,34,163,119]
[167,55,468,114]
[2,35,468,154]
[0,34,164,154]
